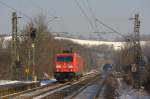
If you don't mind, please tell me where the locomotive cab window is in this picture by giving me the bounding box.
[57,56,73,62]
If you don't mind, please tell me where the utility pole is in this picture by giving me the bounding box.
[11,12,18,80]
[11,12,22,80]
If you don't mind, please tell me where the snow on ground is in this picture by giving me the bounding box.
[83,70,100,76]
[117,78,150,99]
[55,37,124,50]
[0,80,21,85]
[55,37,148,50]
[70,84,100,99]
[0,80,41,86]
[40,79,57,86]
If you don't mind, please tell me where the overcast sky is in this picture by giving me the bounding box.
[0,0,149,39]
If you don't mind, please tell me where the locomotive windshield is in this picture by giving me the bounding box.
[57,56,73,62]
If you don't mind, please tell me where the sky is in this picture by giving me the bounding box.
[0,0,150,39]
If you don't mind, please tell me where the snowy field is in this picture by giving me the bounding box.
[0,80,40,86]
[117,78,150,99]
[40,79,57,86]
[0,80,21,85]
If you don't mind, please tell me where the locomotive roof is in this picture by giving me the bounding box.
[56,53,79,56]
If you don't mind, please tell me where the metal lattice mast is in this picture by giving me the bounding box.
[133,14,142,65]
[132,14,143,88]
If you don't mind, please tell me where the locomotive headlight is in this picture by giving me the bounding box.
[56,65,61,68]
[56,69,59,72]
[68,65,73,68]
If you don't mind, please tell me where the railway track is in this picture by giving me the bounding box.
[65,77,101,99]
[65,74,105,99]
[1,72,99,99]
[64,72,112,99]
[34,74,101,99]
[0,81,69,99]
[0,81,40,97]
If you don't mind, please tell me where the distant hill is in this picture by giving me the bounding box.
[114,34,150,41]
[2,33,150,41]
[140,34,150,41]
[1,34,149,49]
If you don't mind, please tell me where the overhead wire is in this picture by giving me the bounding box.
[29,0,68,34]
[30,0,44,12]
[0,0,32,20]
[85,0,127,40]
[95,18,127,39]
[28,0,68,33]
[73,0,95,32]
[29,0,54,17]
[86,0,103,40]
[24,0,70,39]
[0,0,127,40]
[86,0,98,31]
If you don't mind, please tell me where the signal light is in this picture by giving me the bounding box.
[56,65,61,68]
[56,69,59,72]
[68,65,73,68]
[30,28,36,41]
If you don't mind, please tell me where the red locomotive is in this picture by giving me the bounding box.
[54,52,84,81]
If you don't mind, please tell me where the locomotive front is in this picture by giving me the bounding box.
[54,53,83,81]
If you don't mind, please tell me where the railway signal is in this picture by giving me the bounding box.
[29,25,37,81]
[30,27,36,42]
